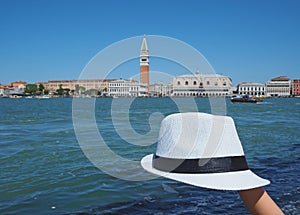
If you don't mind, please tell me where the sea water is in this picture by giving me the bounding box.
[0,98,299,214]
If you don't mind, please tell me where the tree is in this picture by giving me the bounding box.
[38,84,45,94]
[24,84,38,95]
[56,84,64,95]
[101,87,108,97]
[84,89,98,96]
[64,88,70,95]
[79,86,86,94]
[56,84,71,96]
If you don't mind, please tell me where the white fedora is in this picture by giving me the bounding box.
[141,112,270,190]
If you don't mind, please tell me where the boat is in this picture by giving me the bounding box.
[36,95,51,99]
[231,95,263,103]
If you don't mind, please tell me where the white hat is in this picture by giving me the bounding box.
[141,112,270,190]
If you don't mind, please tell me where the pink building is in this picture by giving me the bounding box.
[292,80,300,96]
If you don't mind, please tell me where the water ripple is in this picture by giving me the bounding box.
[0,98,299,214]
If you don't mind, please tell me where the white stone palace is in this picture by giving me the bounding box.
[171,73,232,97]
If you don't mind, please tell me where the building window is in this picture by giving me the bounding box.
[193,81,197,85]
[177,81,180,85]
[223,82,227,86]
[207,81,210,85]
[185,81,188,85]
[200,82,203,87]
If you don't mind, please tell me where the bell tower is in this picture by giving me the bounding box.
[140,35,149,86]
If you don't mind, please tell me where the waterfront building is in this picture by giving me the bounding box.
[11,81,27,90]
[237,82,266,96]
[0,84,9,97]
[0,81,26,97]
[108,79,147,97]
[171,74,232,97]
[148,83,163,97]
[266,76,291,97]
[0,86,8,97]
[292,79,300,96]
[42,79,112,93]
[140,35,149,87]
[149,83,172,97]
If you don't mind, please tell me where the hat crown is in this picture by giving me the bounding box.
[156,112,244,159]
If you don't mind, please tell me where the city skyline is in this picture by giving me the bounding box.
[1,1,300,85]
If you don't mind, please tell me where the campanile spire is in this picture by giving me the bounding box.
[140,35,149,86]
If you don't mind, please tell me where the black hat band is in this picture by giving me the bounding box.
[153,154,249,174]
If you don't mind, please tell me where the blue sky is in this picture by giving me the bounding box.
[0,0,299,85]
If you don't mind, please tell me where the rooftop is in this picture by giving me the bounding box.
[178,73,228,78]
[141,35,148,51]
[271,76,290,81]
[238,82,265,86]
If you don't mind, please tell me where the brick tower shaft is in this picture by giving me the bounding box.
[140,35,149,86]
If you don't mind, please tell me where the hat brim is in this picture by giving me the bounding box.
[141,154,270,191]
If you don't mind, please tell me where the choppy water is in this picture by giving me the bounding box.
[0,98,299,214]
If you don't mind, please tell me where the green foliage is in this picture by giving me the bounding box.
[38,84,45,92]
[24,84,38,95]
[79,86,86,92]
[56,84,64,95]
[56,85,70,96]
[84,89,98,96]
[36,84,45,95]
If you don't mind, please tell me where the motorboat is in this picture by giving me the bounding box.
[231,95,263,103]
